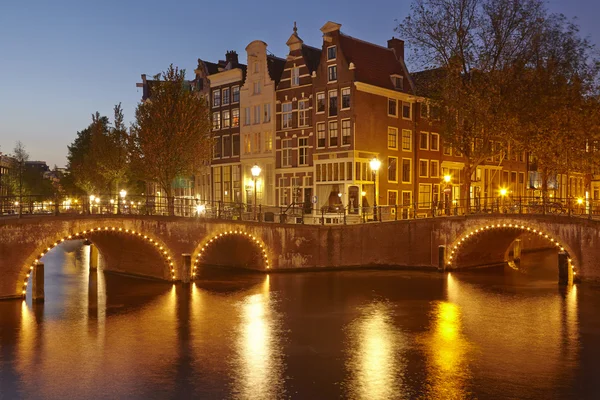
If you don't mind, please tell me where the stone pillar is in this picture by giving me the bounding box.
[513,239,522,261]
[181,254,191,284]
[438,245,446,272]
[89,244,99,269]
[32,262,44,302]
[558,251,573,285]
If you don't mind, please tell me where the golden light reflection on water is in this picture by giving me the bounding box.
[231,275,284,400]
[345,301,406,400]
[419,297,471,400]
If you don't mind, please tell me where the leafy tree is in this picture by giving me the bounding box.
[397,0,546,207]
[130,65,211,214]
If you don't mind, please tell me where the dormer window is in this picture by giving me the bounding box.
[291,67,300,86]
[327,46,337,61]
[391,75,403,90]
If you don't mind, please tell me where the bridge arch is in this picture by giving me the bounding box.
[20,226,176,297]
[446,222,577,276]
[193,229,270,277]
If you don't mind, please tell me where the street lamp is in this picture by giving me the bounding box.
[119,189,127,214]
[251,164,261,221]
[444,174,451,184]
[370,157,381,221]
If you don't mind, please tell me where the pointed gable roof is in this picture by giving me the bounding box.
[301,44,322,74]
[267,54,286,85]
[338,33,414,92]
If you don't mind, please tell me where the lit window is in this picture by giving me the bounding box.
[388,127,398,149]
[222,110,231,128]
[231,108,240,127]
[212,90,221,107]
[212,112,221,130]
[402,129,412,151]
[316,92,325,113]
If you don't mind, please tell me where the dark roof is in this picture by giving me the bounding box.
[202,60,220,75]
[411,68,446,98]
[338,33,410,92]
[267,55,286,84]
[301,44,322,74]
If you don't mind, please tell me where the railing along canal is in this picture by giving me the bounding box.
[0,194,598,225]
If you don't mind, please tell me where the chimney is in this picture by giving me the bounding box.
[225,50,239,67]
[387,37,404,60]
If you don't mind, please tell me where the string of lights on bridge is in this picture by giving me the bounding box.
[193,230,270,277]
[447,223,576,275]
[22,226,176,296]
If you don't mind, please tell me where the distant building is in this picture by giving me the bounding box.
[25,161,50,175]
[0,153,15,197]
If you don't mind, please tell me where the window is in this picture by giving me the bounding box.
[420,103,428,119]
[212,90,220,107]
[222,87,230,105]
[430,160,439,178]
[253,81,261,95]
[264,133,272,152]
[430,133,439,151]
[342,119,351,145]
[298,99,309,126]
[244,134,251,154]
[212,112,221,130]
[402,129,412,151]
[419,159,428,177]
[232,108,240,127]
[254,105,260,125]
[419,132,428,150]
[298,137,308,166]
[328,65,337,82]
[223,135,231,157]
[264,103,271,123]
[341,88,350,109]
[213,167,222,201]
[329,90,338,117]
[418,184,432,205]
[402,191,412,206]
[317,123,326,148]
[402,102,411,119]
[388,98,397,116]
[253,132,261,154]
[244,107,251,125]
[282,139,292,167]
[392,75,403,90]
[329,121,338,147]
[316,92,325,113]
[388,157,398,182]
[282,103,292,129]
[443,144,452,156]
[327,46,337,60]
[433,184,440,204]
[232,86,240,103]
[213,137,222,158]
[222,110,231,129]
[291,67,300,86]
[388,127,398,149]
[254,61,259,73]
[388,191,398,206]
[401,159,411,183]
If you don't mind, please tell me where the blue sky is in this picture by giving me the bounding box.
[1,0,598,167]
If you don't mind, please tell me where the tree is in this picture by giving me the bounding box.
[397,0,547,208]
[91,103,130,192]
[130,65,212,214]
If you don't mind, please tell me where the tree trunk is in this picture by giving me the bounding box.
[165,186,175,216]
[462,164,472,214]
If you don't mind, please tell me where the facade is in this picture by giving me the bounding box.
[208,51,246,204]
[240,41,285,207]
[274,24,322,210]
[0,154,14,197]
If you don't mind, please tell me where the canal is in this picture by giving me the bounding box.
[1,242,600,399]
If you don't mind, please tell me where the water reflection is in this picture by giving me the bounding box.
[345,301,407,400]
[420,295,472,400]
[230,275,285,400]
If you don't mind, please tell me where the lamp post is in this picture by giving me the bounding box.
[370,158,381,221]
[119,189,127,214]
[251,164,261,221]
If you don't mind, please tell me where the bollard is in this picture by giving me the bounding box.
[32,262,44,302]
[89,244,99,269]
[182,254,191,284]
[438,245,446,272]
[558,251,572,285]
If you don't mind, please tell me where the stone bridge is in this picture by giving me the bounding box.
[1,214,599,300]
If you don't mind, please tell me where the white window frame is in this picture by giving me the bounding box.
[430,133,439,151]
[418,183,432,207]
[316,92,325,114]
[264,103,271,123]
[291,67,300,87]
[341,87,351,110]
[388,127,398,150]
[212,112,221,131]
[329,121,338,147]
[401,190,412,207]
[430,160,440,178]
[212,90,220,108]
[402,101,412,120]
[317,122,326,149]
[328,90,338,117]
[419,131,429,150]
[222,109,231,129]
[298,137,308,166]
[328,65,337,82]
[253,105,261,125]
[232,86,240,103]
[342,119,351,146]
[401,158,412,184]
[401,129,412,152]
[327,45,337,61]
[282,138,292,167]
[388,190,399,206]
[419,159,429,178]
[298,99,309,127]
[282,102,293,129]
[388,98,397,117]
[388,156,398,183]
[222,87,230,105]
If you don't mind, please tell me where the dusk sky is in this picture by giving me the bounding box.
[1,0,598,168]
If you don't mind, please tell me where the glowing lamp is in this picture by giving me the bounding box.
[577,197,584,205]
[369,157,381,172]
[120,189,127,199]
[443,175,451,183]
[251,164,261,178]
[499,188,508,197]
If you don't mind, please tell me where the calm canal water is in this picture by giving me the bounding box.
[1,243,600,399]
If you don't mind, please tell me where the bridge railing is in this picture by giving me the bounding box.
[1,194,598,224]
